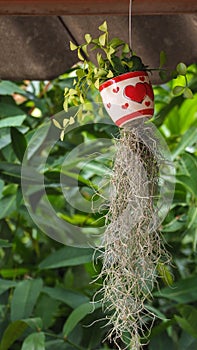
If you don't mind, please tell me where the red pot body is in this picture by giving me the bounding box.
[99,71,154,127]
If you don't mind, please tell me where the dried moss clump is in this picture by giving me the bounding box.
[97,125,171,349]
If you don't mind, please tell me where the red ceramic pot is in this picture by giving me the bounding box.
[99,71,154,127]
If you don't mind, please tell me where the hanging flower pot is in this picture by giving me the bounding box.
[99,71,154,127]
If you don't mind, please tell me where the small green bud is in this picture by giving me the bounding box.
[183,87,193,99]
[176,62,187,76]
[173,85,185,95]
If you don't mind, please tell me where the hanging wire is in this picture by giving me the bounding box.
[129,0,133,50]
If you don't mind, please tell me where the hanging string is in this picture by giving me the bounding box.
[129,0,133,50]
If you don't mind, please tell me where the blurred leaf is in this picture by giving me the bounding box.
[26,123,51,160]
[0,320,27,350]
[173,85,185,95]
[149,331,176,350]
[176,175,197,197]
[63,302,97,337]
[34,294,60,329]
[0,239,12,248]
[162,217,185,232]
[21,332,45,350]
[11,127,27,162]
[45,340,69,350]
[0,268,29,278]
[0,179,4,198]
[181,153,197,177]
[0,102,25,117]
[159,51,167,68]
[22,317,43,331]
[0,128,12,149]
[39,246,93,270]
[154,275,197,303]
[175,305,197,338]
[11,278,43,321]
[179,332,197,350]
[0,278,17,295]
[43,286,89,309]
[0,81,26,95]
[171,126,197,160]
[154,95,182,127]
[0,115,26,128]
[183,87,193,99]
[0,162,22,183]
[187,207,197,229]
[0,195,16,220]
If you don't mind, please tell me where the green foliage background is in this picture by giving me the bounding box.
[0,65,197,349]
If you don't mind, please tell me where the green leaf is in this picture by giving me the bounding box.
[149,331,176,350]
[0,81,26,95]
[11,278,43,321]
[22,318,43,331]
[176,175,197,197]
[154,275,197,303]
[0,278,17,295]
[98,21,108,32]
[106,70,113,78]
[183,87,193,99]
[0,101,25,117]
[11,127,27,162]
[63,302,95,337]
[179,331,197,350]
[39,246,93,270]
[0,179,4,199]
[109,37,124,48]
[0,320,27,350]
[162,217,185,232]
[94,78,100,89]
[0,195,16,219]
[171,126,197,160]
[159,70,168,81]
[85,33,92,43]
[70,41,78,51]
[181,152,197,175]
[34,294,60,329]
[0,115,26,128]
[26,123,50,160]
[157,262,174,286]
[0,162,22,183]
[52,119,62,129]
[99,33,106,46]
[173,85,185,95]
[21,332,45,350]
[187,207,197,229]
[43,286,89,309]
[175,306,197,338]
[60,129,65,141]
[160,50,167,68]
[45,340,66,350]
[0,239,12,248]
[77,48,84,61]
[0,268,28,279]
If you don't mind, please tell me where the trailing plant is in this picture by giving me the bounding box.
[63,21,147,112]
[53,22,192,141]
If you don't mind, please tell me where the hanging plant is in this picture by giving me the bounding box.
[53,20,193,349]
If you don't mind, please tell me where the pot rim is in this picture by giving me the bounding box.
[99,70,148,92]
